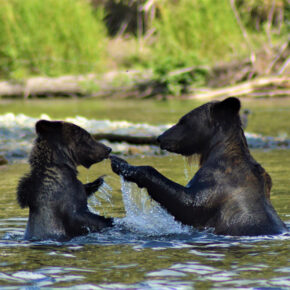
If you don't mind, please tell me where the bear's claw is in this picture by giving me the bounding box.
[110,155,130,177]
[85,176,105,197]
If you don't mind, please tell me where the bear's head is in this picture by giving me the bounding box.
[157,97,241,156]
[35,120,111,168]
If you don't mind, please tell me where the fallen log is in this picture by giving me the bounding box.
[93,133,158,145]
[0,75,89,97]
[0,70,288,99]
[188,76,289,99]
[0,70,153,98]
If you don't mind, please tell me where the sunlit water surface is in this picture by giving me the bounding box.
[0,152,289,289]
[0,99,289,289]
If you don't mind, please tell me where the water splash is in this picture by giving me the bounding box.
[116,177,192,235]
[88,181,113,215]
[183,157,190,182]
[97,182,113,206]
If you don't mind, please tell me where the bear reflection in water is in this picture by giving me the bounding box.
[17,120,113,241]
[111,97,287,236]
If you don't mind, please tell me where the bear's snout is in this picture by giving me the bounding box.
[104,146,112,157]
[157,134,166,148]
[157,134,177,152]
[96,143,112,159]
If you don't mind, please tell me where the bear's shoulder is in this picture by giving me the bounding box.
[17,166,70,208]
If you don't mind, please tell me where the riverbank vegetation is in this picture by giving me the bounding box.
[0,0,288,98]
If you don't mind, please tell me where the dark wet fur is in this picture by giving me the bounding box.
[110,98,287,236]
[17,120,113,241]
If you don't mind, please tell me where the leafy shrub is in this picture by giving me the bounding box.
[149,0,246,94]
[0,0,107,79]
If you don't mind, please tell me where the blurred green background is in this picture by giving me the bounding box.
[0,0,288,97]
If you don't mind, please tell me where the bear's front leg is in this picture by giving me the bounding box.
[84,176,105,197]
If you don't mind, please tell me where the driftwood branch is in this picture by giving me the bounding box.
[0,71,153,98]
[188,76,289,99]
[266,40,289,74]
[0,75,92,98]
[93,133,158,145]
[278,57,290,75]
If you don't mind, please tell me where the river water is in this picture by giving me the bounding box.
[0,99,289,289]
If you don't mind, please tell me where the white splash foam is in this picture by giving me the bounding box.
[88,181,114,215]
[0,113,170,162]
[116,177,191,235]
[0,113,289,163]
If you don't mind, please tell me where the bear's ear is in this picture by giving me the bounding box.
[213,97,241,117]
[35,120,62,138]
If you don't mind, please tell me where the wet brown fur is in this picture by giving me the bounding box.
[110,97,286,236]
[17,120,113,241]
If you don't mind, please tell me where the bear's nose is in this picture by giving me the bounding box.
[156,136,161,143]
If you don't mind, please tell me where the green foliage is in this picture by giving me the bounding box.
[0,0,107,79]
[152,0,244,63]
[149,0,245,94]
[0,0,288,98]
[153,58,208,96]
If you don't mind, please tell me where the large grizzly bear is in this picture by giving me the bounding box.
[110,97,287,236]
[17,120,113,241]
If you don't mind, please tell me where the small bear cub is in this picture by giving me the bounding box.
[17,120,113,241]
